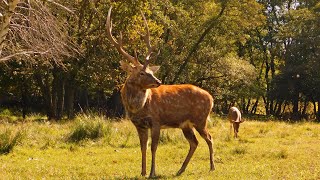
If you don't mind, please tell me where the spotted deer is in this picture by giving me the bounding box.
[228,107,243,138]
[106,7,215,177]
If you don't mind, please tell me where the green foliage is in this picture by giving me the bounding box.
[67,115,112,143]
[0,109,19,123]
[0,109,12,116]
[0,129,23,154]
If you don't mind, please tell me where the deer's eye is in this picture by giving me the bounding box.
[140,72,145,76]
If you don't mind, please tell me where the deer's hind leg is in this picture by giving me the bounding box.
[177,128,199,176]
[195,126,215,171]
[233,122,240,138]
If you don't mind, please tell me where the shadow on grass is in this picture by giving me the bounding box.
[244,114,320,123]
[114,174,172,180]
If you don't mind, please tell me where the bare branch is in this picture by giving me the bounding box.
[0,50,49,62]
[1,0,80,64]
[44,0,74,14]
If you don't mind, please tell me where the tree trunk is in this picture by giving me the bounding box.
[312,100,316,119]
[281,101,288,115]
[262,96,269,115]
[65,85,75,119]
[79,88,89,113]
[317,100,320,122]
[21,76,28,119]
[51,72,58,120]
[250,98,259,114]
[292,90,299,120]
[302,98,308,119]
[65,74,76,119]
[275,100,284,117]
[171,3,226,83]
[245,98,251,114]
[34,72,56,120]
[56,75,65,120]
[0,0,19,56]
[51,66,65,120]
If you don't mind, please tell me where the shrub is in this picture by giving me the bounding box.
[0,109,12,116]
[119,131,133,148]
[67,116,112,143]
[274,149,288,159]
[0,109,19,123]
[159,131,176,145]
[232,146,247,155]
[0,129,23,154]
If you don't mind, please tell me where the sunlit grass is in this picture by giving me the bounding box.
[0,114,319,179]
[67,114,112,143]
[0,129,24,154]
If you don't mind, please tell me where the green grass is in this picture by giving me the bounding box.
[0,129,24,154]
[0,115,320,179]
[67,114,112,143]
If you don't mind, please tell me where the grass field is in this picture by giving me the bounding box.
[0,114,320,179]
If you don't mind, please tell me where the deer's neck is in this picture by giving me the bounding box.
[121,82,151,114]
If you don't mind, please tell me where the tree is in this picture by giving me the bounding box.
[273,4,320,120]
[0,0,79,119]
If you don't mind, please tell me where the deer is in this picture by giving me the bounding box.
[106,7,215,177]
[228,107,243,138]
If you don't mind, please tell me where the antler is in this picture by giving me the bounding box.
[106,7,141,66]
[140,11,156,70]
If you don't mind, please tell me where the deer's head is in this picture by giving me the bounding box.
[107,7,161,89]
[120,60,161,89]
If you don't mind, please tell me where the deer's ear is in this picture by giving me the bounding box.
[149,66,160,73]
[120,60,133,73]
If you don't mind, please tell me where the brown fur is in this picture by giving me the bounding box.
[228,107,242,138]
[121,64,215,177]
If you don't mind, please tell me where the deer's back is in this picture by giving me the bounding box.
[228,107,241,123]
[150,84,213,127]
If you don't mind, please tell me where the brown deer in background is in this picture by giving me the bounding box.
[228,107,243,138]
[106,7,215,177]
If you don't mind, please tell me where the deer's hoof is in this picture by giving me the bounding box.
[176,169,185,176]
[149,173,156,178]
[210,166,216,171]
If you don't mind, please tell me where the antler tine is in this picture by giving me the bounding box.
[134,49,139,61]
[140,11,155,69]
[106,7,141,66]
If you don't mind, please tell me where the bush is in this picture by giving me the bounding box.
[0,109,13,116]
[0,129,23,154]
[159,131,176,145]
[0,109,19,123]
[274,149,288,159]
[67,115,112,143]
[232,146,247,155]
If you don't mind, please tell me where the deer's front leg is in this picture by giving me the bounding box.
[149,124,160,178]
[136,127,148,176]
